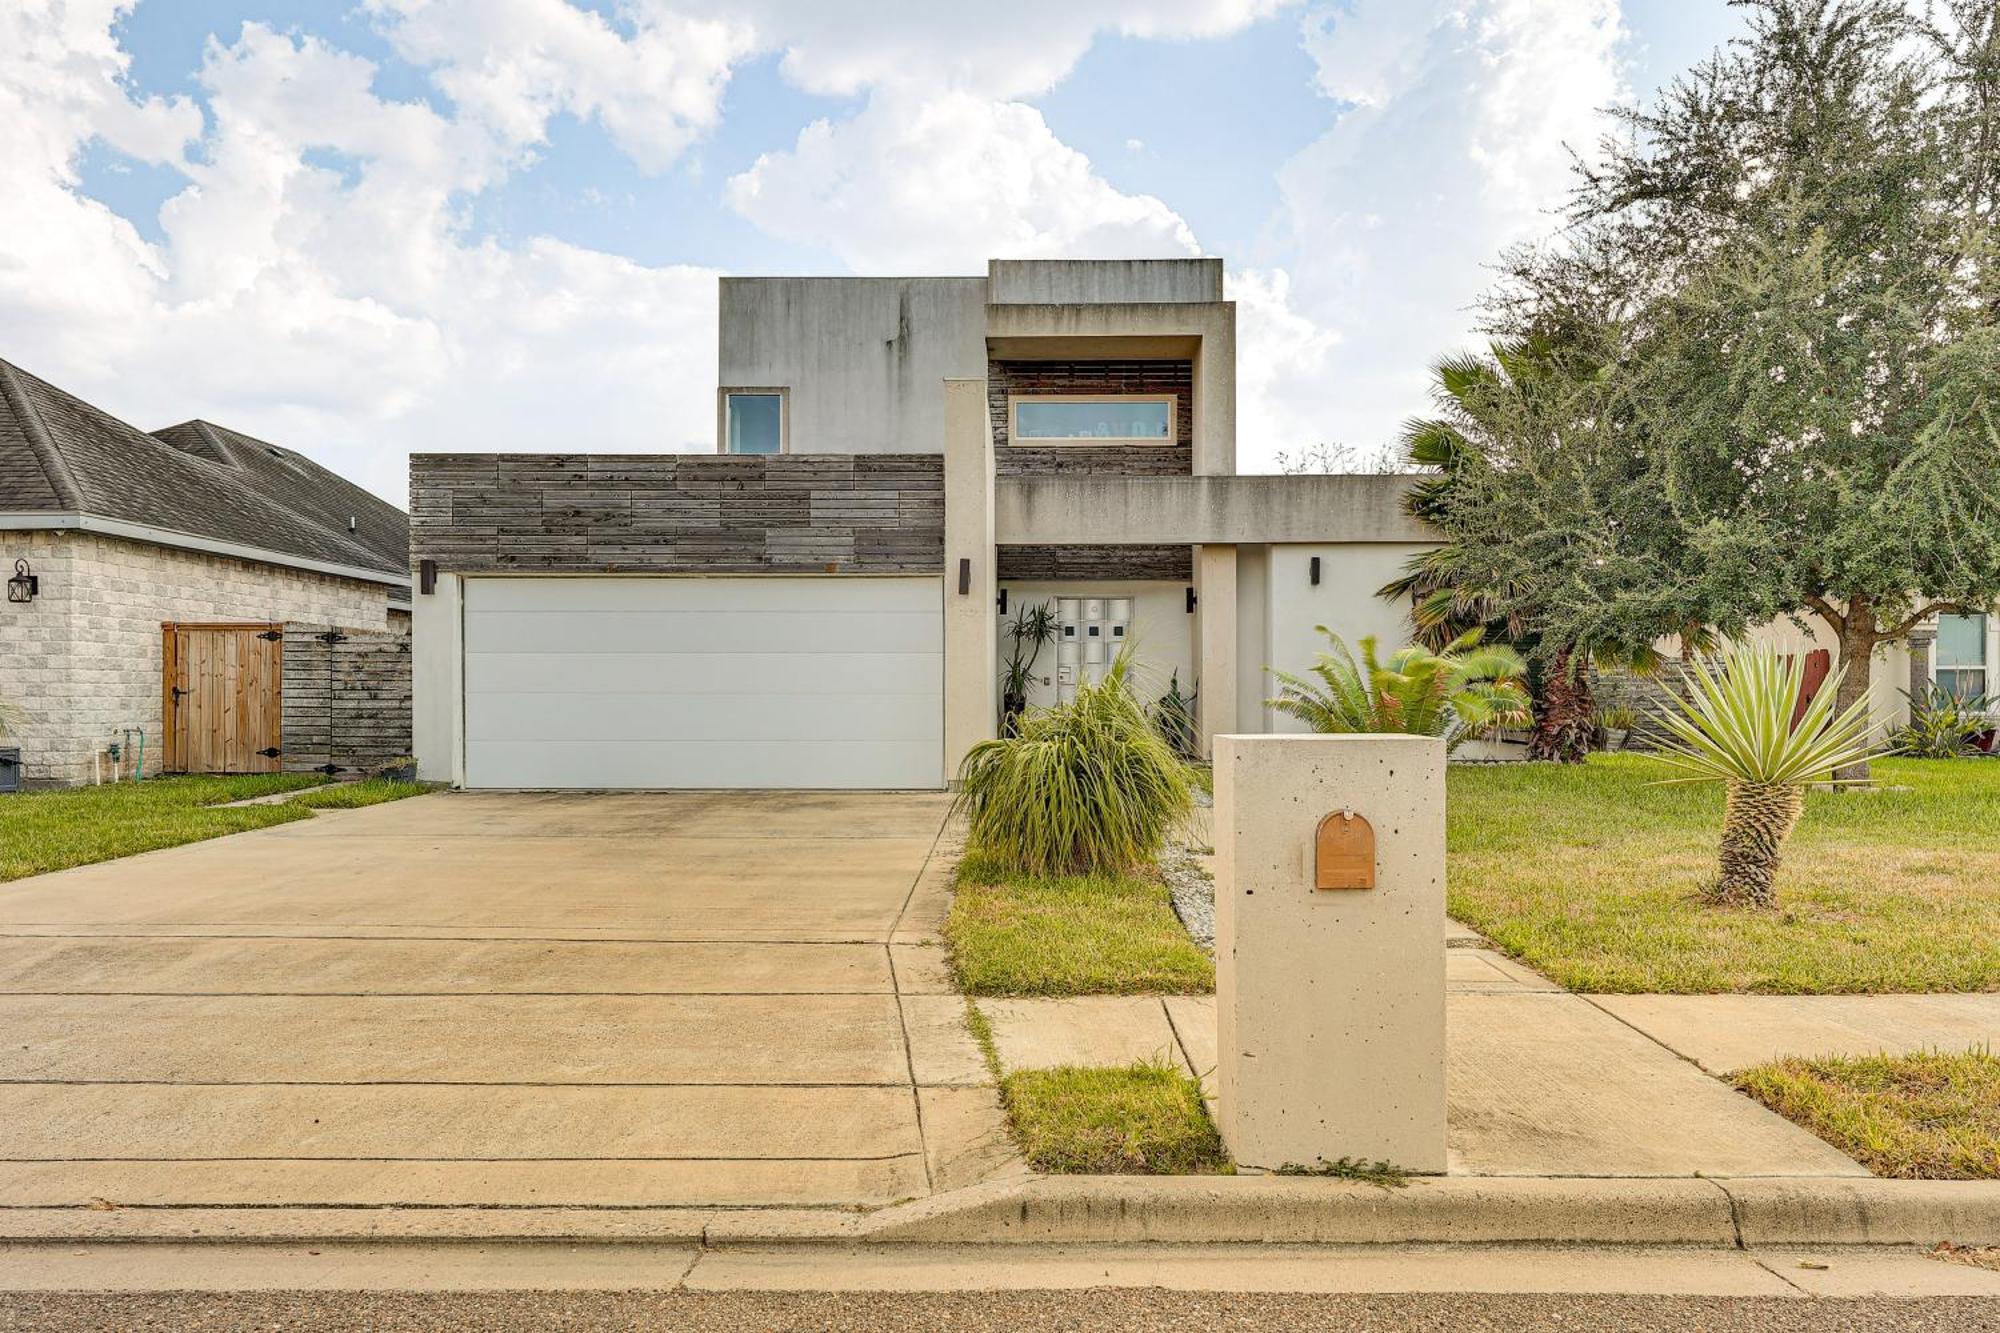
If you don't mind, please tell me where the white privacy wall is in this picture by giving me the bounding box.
[1251,543,1430,734]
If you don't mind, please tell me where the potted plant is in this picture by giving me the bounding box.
[1598,704,1638,752]
[999,600,1057,735]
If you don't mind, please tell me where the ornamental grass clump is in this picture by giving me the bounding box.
[1653,646,1879,909]
[955,657,1195,876]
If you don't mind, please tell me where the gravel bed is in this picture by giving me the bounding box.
[1161,842,1216,956]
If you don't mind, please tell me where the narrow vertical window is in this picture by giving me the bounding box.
[1936,612,1989,701]
[723,391,784,455]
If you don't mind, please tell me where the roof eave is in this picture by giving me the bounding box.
[0,511,411,590]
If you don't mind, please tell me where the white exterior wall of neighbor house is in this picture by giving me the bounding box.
[0,530,390,787]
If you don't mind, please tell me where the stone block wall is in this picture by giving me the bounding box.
[0,530,390,787]
[410,453,945,574]
[989,360,1194,478]
[280,624,413,777]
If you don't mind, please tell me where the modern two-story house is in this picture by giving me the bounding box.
[407,256,1991,789]
[409,259,1432,789]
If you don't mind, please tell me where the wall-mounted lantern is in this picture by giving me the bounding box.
[6,560,36,604]
[1309,556,1322,586]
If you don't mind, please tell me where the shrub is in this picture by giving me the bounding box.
[1148,670,1201,760]
[1892,682,1996,759]
[956,656,1195,876]
[1266,627,1531,752]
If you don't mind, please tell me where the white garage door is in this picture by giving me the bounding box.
[462,576,944,790]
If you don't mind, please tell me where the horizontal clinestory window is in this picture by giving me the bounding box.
[1009,394,1177,446]
[718,387,787,455]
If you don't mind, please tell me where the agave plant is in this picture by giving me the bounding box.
[957,653,1195,876]
[1891,682,1996,759]
[1266,628,1531,752]
[1652,647,1879,909]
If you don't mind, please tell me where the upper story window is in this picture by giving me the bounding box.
[720,388,785,455]
[1010,394,1176,446]
[1936,612,1990,702]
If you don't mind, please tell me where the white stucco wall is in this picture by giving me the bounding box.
[997,580,1194,718]
[1250,543,1431,734]
[0,530,391,787]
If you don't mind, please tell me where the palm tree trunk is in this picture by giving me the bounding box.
[1527,647,1595,763]
[1706,781,1805,908]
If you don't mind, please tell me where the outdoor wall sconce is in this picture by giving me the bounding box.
[997,588,1008,614]
[957,557,971,595]
[1309,556,1321,586]
[1186,586,1198,614]
[6,560,36,604]
[418,558,437,595]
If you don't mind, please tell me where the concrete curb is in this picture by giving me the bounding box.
[3,1176,1995,1247]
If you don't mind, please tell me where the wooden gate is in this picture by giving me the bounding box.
[161,622,284,774]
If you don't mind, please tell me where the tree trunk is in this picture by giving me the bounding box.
[1830,596,1878,784]
[1528,646,1596,763]
[1705,780,1805,908]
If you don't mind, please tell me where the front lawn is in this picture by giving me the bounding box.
[946,852,1215,997]
[1736,1051,2000,1179]
[0,775,434,883]
[1000,1062,1230,1174]
[1448,755,2000,993]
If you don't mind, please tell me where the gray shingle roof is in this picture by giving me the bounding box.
[0,359,408,582]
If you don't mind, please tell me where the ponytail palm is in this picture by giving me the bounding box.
[1652,647,1880,908]
[1267,628,1531,752]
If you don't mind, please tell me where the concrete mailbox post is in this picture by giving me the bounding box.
[1213,734,1447,1173]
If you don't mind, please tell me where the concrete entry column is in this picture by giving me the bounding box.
[942,378,997,780]
[1194,544,1238,757]
[1213,734,1448,1173]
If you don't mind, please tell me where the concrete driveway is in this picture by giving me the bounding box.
[0,792,1015,1218]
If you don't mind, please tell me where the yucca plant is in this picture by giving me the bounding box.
[956,655,1195,876]
[1652,647,1880,909]
[1266,628,1531,753]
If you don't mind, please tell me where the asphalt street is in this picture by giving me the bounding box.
[4,1291,1999,1331]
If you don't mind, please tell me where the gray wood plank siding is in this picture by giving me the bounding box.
[409,454,945,575]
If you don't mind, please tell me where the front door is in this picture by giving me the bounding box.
[162,622,284,774]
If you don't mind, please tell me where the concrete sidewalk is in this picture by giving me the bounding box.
[979,942,1937,1179]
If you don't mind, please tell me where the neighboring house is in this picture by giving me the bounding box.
[0,359,411,788]
[410,258,1435,790]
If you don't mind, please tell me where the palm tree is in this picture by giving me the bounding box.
[1267,628,1532,753]
[1652,647,1878,908]
[1378,339,1705,761]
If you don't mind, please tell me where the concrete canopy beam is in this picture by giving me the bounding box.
[997,475,1434,547]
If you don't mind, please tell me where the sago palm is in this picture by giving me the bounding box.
[1266,628,1531,753]
[1652,647,1879,908]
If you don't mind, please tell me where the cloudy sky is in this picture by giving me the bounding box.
[3,0,1745,503]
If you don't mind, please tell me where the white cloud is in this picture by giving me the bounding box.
[365,0,753,172]
[0,11,720,504]
[1231,267,1346,460]
[1246,0,1630,468]
[728,91,1199,273]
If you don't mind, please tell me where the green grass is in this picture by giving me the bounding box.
[287,778,437,809]
[1000,1061,1231,1174]
[946,852,1215,997]
[0,774,438,883]
[1448,755,2000,993]
[0,775,328,882]
[1736,1051,2000,1179]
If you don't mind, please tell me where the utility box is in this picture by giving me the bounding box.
[1213,734,1447,1173]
